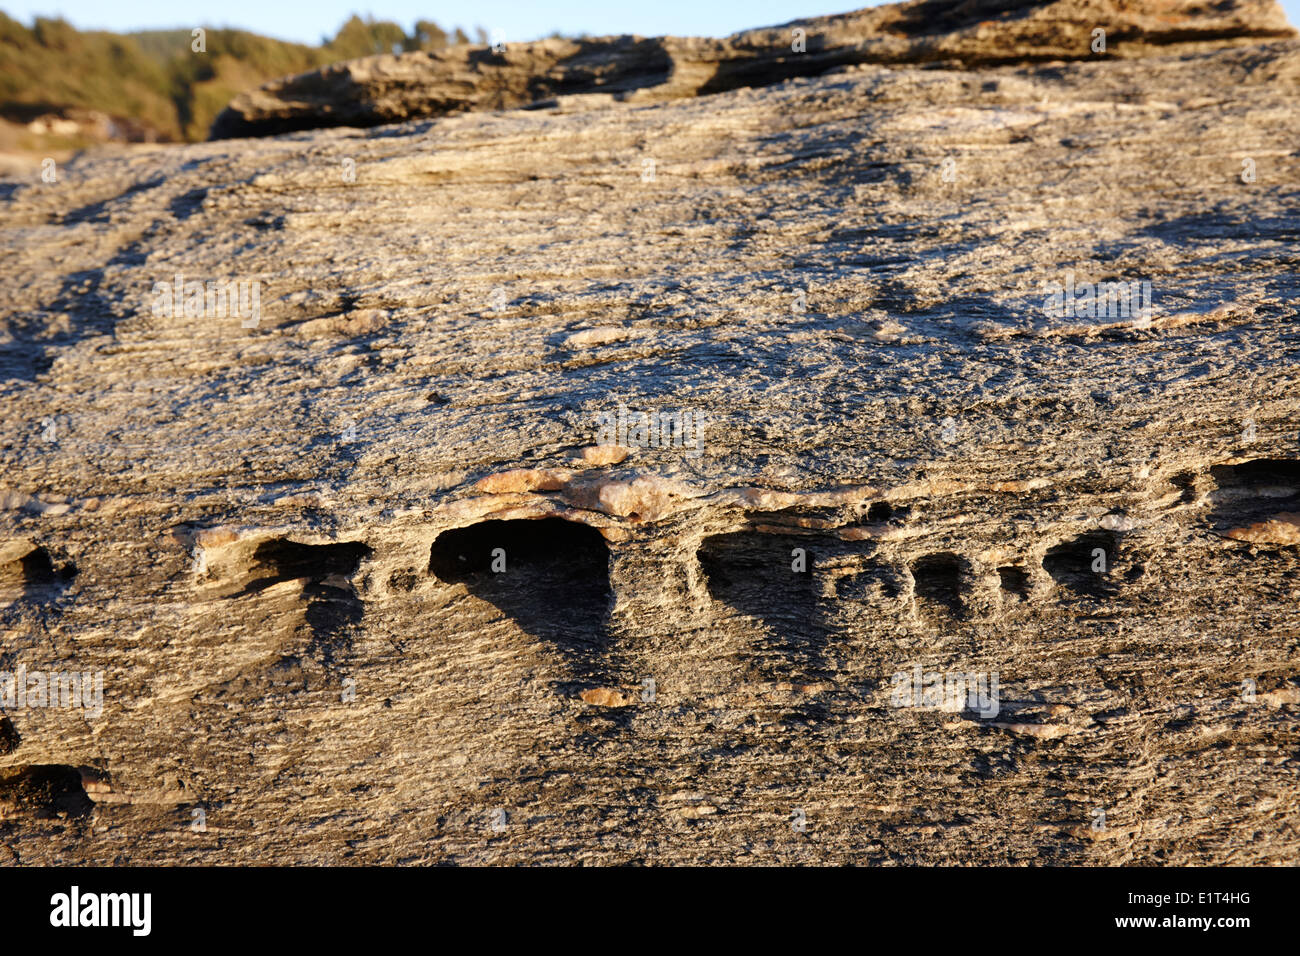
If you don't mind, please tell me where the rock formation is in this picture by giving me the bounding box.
[211,0,1296,139]
[1,0,1298,864]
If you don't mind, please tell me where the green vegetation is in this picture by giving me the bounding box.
[0,14,485,141]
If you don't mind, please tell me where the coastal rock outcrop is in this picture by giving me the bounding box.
[1,0,1298,864]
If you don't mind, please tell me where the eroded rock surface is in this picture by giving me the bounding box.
[0,0,1298,864]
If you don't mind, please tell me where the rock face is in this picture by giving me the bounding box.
[1,0,1299,864]
[210,0,1295,139]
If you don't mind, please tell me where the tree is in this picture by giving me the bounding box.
[328,15,406,59]
[408,20,448,52]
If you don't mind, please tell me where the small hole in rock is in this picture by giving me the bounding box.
[867,502,893,522]
[233,538,373,658]
[0,545,77,605]
[241,539,372,595]
[697,531,827,679]
[1043,530,1120,598]
[997,565,1031,597]
[0,717,18,755]
[912,552,968,618]
[0,764,94,819]
[428,518,612,662]
[1208,459,1300,536]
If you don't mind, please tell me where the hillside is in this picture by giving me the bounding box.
[0,13,483,149]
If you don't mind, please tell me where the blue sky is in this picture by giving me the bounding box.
[2,0,1296,44]
[2,1,871,43]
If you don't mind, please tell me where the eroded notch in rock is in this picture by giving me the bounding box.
[911,552,969,619]
[866,501,894,522]
[0,764,94,819]
[697,530,832,678]
[854,500,910,528]
[240,539,372,594]
[1211,458,1300,493]
[235,538,373,657]
[0,716,18,755]
[0,542,76,607]
[836,558,906,603]
[429,518,612,654]
[997,564,1031,598]
[698,531,818,623]
[1043,530,1120,598]
[1209,459,1300,545]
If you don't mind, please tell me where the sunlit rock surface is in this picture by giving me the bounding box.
[0,0,1298,864]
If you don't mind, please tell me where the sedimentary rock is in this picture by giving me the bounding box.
[0,0,1297,864]
[211,0,1296,139]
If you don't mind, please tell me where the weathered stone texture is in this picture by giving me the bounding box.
[0,1,1297,864]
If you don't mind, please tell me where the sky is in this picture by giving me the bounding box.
[2,0,1296,45]
[1,1,874,44]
